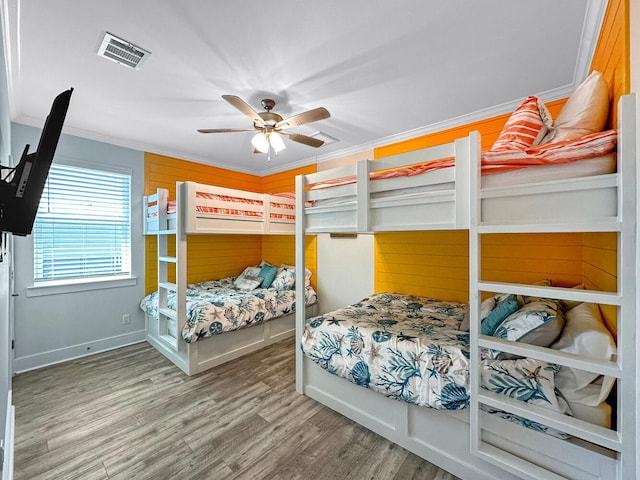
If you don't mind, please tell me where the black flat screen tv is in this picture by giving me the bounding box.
[0,88,73,236]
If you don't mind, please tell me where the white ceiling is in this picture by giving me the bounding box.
[2,0,606,176]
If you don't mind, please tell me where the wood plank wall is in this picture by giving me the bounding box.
[375,231,469,303]
[591,0,630,130]
[262,165,318,291]
[584,0,627,333]
[372,0,627,334]
[374,101,566,158]
[144,153,263,293]
[583,232,618,335]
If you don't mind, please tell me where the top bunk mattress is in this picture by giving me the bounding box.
[306,130,617,207]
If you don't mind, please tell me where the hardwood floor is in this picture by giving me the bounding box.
[12,338,460,480]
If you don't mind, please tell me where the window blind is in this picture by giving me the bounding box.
[33,164,131,282]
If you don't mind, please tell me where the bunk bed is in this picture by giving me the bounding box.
[294,93,636,479]
[143,181,298,235]
[143,181,317,376]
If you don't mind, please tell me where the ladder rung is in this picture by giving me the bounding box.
[479,335,621,378]
[158,256,177,263]
[159,282,177,291]
[478,390,622,451]
[477,220,621,234]
[159,307,177,321]
[158,334,179,351]
[476,281,622,306]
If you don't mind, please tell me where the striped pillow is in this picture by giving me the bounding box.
[491,96,553,151]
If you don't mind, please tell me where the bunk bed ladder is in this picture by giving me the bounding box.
[155,187,186,352]
[469,94,637,479]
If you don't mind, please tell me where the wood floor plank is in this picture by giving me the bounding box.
[13,337,460,480]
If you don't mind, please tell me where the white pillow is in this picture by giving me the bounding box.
[550,302,616,406]
[481,297,496,320]
[233,275,262,291]
[541,70,609,143]
[458,297,497,333]
[237,266,261,280]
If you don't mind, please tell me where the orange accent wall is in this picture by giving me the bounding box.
[144,152,261,196]
[584,0,628,331]
[374,100,567,159]
[261,165,317,291]
[262,165,316,193]
[375,231,469,302]
[591,0,630,128]
[583,232,618,336]
[144,154,317,294]
[373,0,628,334]
[375,232,586,303]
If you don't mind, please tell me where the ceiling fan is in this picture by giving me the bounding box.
[198,95,331,155]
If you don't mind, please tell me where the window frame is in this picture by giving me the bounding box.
[27,157,136,296]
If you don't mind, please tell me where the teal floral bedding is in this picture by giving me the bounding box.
[301,293,570,437]
[140,277,318,343]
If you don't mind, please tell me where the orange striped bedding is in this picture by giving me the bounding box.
[155,191,296,221]
[164,192,263,217]
[309,130,617,190]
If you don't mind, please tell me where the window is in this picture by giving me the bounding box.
[33,163,131,283]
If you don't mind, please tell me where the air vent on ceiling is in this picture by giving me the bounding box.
[97,32,150,70]
[309,131,339,146]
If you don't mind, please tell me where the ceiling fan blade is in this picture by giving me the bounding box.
[222,95,265,127]
[275,107,330,129]
[197,128,256,133]
[286,133,325,148]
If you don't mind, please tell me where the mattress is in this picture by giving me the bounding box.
[302,293,581,438]
[309,153,616,209]
[141,277,318,343]
[156,192,296,221]
[481,153,615,189]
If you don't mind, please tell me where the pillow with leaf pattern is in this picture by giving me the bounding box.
[271,266,296,290]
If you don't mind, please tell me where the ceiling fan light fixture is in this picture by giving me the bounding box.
[270,132,286,153]
[251,132,270,153]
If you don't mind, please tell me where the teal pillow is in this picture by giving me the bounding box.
[258,264,278,288]
[481,295,519,336]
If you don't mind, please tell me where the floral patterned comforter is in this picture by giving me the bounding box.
[141,277,318,343]
[301,293,569,436]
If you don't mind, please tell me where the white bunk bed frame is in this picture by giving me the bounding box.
[143,181,311,376]
[294,94,637,479]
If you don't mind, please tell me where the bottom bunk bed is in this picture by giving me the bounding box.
[142,264,318,375]
[298,293,617,480]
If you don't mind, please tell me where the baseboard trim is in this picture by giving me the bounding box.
[13,330,146,373]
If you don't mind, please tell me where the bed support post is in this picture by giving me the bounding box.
[454,131,479,229]
[617,93,637,479]
[356,160,371,232]
[295,173,307,394]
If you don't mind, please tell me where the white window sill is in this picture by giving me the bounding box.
[26,276,138,297]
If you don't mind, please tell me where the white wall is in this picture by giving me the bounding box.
[317,234,374,313]
[11,123,146,372]
[315,149,375,312]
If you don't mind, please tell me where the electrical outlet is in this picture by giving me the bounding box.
[122,313,131,325]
